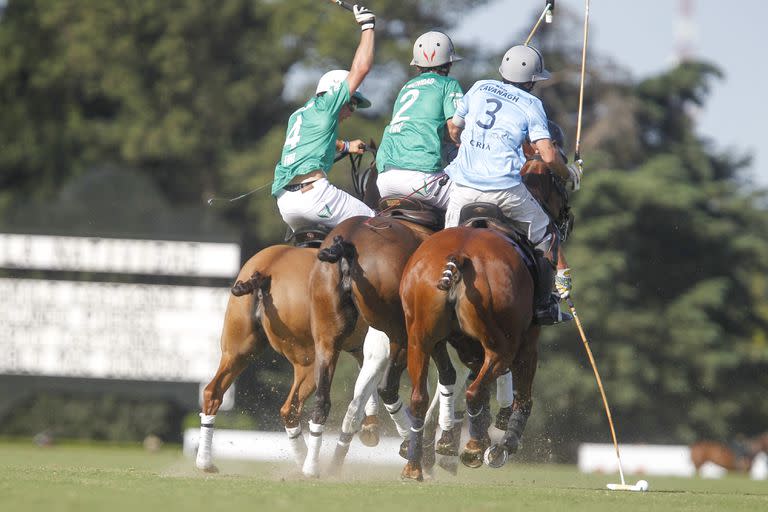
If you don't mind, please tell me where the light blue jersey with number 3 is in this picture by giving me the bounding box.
[445,79,550,190]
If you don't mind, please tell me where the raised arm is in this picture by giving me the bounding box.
[346,5,375,95]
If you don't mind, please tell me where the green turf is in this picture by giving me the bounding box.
[0,441,766,512]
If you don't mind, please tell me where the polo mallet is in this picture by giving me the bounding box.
[524,1,555,46]
[565,297,649,492]
[207,147,363,206]
[573,0,590,168]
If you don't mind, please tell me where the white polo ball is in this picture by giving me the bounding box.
[636,479,649,491]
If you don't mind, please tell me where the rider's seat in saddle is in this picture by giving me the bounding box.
[284,225,332,249]
[458,202,537,278]
[377,196,445,232]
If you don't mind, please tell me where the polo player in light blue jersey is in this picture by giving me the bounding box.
[444,45,582,325]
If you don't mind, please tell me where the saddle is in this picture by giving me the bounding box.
[458,202,538,278]
[284,224,331,248]
[377,196,445,232]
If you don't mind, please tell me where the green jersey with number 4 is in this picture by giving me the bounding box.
[376,73,463,174]
[272,81,351,196]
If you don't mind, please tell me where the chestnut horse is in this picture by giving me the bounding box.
[197,149,382,473]
[195,245,377,472]
[690,433,768,473]
[398,141,573,481]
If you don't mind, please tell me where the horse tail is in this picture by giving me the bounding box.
[437,254,464,292]
[231,271,271,297]
[317,235,357,293]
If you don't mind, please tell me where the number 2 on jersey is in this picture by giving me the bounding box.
[476,99,502,130]
[391,90,420,125]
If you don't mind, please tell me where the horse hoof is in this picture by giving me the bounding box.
[495,406,513,431]
[484,444,509,468]
[198,464,219,474]
[460,449,484,469]
[302,462,320,479]
[359,422,380,447]
[435,429,459,456]
[400,462,423,482]
[399,440,409,459]
[437,456,459,475]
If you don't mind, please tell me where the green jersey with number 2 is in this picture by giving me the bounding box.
[376,73,463,174]
[272,81,351,196]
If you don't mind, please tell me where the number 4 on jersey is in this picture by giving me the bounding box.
[285,115,303,149]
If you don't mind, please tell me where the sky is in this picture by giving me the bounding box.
[454,0,766,187]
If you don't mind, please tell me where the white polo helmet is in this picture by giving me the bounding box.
[498,45,551,83]
[410,31,462,68]
[315,69,371,108]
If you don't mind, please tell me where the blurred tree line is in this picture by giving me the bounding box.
[1,0,766,457]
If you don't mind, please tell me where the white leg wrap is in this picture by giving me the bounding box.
[285,425,307,468]
[302,421,324,477]
[342,327,389,434]
[384,398,411,440]
[364,390,380,417]
[195,413,216,470]
[437,383,456,432]
[496,371,514,409]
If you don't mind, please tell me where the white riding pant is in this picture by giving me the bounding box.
[444,182,550,245]
[276,177,374,231]
[376,169,453,210]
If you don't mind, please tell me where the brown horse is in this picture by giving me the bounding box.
[398,138,573,481]
[690,433,768,474]
[305,203,458,476]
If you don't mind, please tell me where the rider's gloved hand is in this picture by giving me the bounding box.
[353,5,375,31]
[555,267,572,299]
[566,161,583,192]
[348,139,367,154]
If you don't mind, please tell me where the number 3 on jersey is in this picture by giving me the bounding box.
[476,99,502,130]
[284,114,303,149]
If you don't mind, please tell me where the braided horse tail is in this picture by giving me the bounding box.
[437,254,465,293]
[231,271,271,297]
[317,235,357,292]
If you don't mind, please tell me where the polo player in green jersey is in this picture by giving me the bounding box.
[273,5,376,232]
[375,31,464,210]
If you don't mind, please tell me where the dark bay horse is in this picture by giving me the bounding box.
[690,433,768,474]
[305,206,459,476]
[398,138,573,481]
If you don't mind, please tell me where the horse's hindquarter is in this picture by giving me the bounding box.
[253,246,317,364]
[349,217,426,326]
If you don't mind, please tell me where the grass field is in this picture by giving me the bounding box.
[1,440,766,512]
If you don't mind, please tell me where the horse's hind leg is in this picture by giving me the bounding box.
[432,341,460,457]
[197,298,261,472]
[378,342,411,455]
[330,327,389,474]
[503,326,539,453]
[400,335,432,482]
[486,326,540,468]
[459,361,494,469]
[280,363,315,468]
